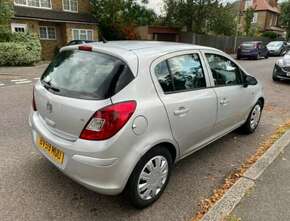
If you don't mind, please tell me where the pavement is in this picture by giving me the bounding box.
[231,144,290,221]
[1,57,290,221]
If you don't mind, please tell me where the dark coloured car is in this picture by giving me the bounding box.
[66,40,96,46]
[237,41,269,60]
[273,51,290,81]
[267,41,288,56]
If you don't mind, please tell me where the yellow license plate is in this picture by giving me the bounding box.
[37,136,64,164]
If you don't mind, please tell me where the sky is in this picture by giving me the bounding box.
[146,0,164,15]
[146,0,287,15]
[145,0,232,15]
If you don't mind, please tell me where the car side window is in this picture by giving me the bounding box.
[154,60,174,92]
[155,54,206,93]
[205,53,242,87]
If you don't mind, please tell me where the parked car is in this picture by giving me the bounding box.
[66,40,96,46]
[237,41,269,60]
[273,51,290,81]
[266,41,288,56]
[29,41,264,208]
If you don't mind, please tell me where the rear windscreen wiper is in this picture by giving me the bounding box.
[42,80,60,92]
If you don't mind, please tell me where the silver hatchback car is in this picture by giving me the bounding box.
[29,41,264,208]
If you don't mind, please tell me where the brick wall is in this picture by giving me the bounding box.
[51,0,91,13]
[257,11,267,30]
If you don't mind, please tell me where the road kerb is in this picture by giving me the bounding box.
[200,129,290,221]
[244,129,290,180]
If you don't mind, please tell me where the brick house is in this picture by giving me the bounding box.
[135,26,180,42]
[10,0,98,60]
[240,0,285,36]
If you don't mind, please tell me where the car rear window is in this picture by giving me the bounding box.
[41,50,134,100]
[241,43,256,49]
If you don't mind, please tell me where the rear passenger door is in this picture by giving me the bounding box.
[202,51,253,135]
[151,51,218,156]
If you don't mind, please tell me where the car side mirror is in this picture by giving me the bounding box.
[244,75,258,87]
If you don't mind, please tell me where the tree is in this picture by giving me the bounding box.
[244,7,254,36]
[0,0,13,32]
[207,2,236,36]
[89,0,157,40]
[163,0,236,35]
[280,0,290,40]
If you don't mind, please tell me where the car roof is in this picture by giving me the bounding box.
[89,40,219,57]
[61,41,221,76]
[268,41,283,43]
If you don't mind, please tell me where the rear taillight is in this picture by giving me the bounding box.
[79,45,92,51]
[80,101,137,140]
[32,87,37,111]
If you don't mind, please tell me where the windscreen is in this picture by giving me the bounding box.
[267,41,283,48]
[41,50,134,99]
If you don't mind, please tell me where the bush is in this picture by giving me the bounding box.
[0,31,41,66]
[261,31,278,40]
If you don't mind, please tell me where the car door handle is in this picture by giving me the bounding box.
[174,107,189,116]
[220,98,230,106]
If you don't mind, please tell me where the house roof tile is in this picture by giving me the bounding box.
[13,6,97,24]
[252,0,280,14]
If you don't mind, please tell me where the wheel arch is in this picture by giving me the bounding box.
[258,97,265,109]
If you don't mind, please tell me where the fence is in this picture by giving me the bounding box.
[180,32,271,53]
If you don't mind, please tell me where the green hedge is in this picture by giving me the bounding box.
[0,31,41,66]
[261,31,279,40]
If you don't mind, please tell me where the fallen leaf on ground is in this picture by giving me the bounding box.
[192,120,290,221]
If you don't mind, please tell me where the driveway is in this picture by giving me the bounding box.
[1,57,290,221]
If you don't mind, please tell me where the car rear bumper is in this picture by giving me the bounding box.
[29,111,130,195]
[237,52,258,58]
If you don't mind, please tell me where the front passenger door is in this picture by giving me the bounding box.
[204,53,253,135]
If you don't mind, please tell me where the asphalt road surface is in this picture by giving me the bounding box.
[1,57,290,221]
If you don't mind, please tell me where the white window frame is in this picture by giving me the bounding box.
[39,26,56,40]
[62,0,78,13]
[72,29,94,41]
[252,12,258,23]
[14,0,52,9]
[11,23,27,33]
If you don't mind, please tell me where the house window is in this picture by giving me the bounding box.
[14,0,51,9]
[63,0,78,12]
[72,29,93,40]
[252,13,258,23]
[11,23,27,33]
[244,0,252,9]
[39,26,56,40]
[273,15,277,26]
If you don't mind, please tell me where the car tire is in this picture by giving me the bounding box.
[240,101,263,134]
[272,67,279,81]
[265,53,269,59]
[126,146,173,209]
[237,56,241,60]
[273,74,279,81]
